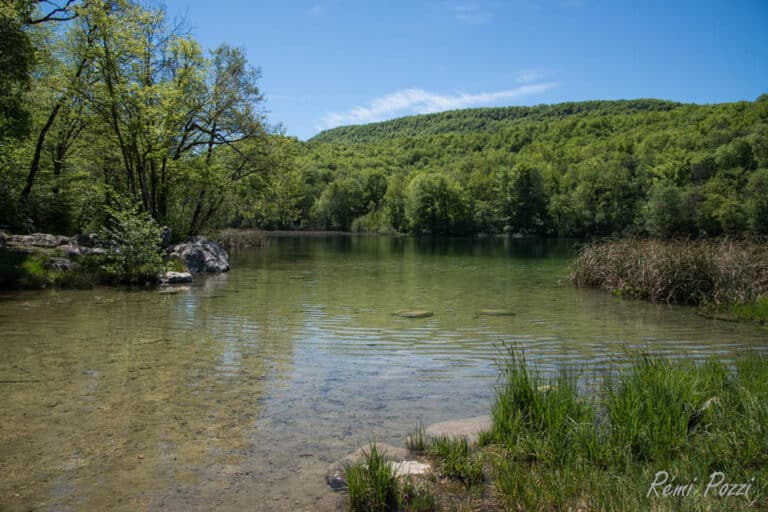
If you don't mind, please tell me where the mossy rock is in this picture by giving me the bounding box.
[394,310,434,318]
[477,308,515,316]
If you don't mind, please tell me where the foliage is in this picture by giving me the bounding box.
[98,202,166,283]
[404,173,471,235]
[293,97,768,236]
[0,0,276,238]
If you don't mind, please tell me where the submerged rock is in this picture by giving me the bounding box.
[168,237,229,273]
[477,308,515,316]
[394,310,434,318]
[424,416,491,445]
[158,286,190,294]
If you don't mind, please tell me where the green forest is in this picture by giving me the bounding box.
[2,1,767,240]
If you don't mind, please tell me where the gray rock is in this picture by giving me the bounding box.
[61,244,82,258]
[424,416,491,445]
[71,233,100,247]
[390,460,431,478]
[9,233,69,248]
[161,271,193,284]
[168,237,229,273]
[61,245,107,258]
[43,257,76,272]
[325,443,411,490]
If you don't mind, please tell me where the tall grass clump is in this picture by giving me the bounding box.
[427,437,484,486]
[406,421,427,453]
[605,355,707,462]
[571,237,768,306]
[490,348,594,465]
[485,346,768,510]
[344,443,400,512]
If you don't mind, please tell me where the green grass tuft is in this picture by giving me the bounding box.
[344,443,400,512]
[406,421,427,453]
[427,437,484,487]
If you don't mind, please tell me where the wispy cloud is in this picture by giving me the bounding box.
[446,1,494,24]
[515,69,548,84]
[319,83,557,129]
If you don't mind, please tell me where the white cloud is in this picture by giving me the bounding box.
[319,83,557,129]
[515,69,548,84]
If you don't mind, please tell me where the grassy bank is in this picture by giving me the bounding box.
[571,238,768,323]
[345,349,768,511]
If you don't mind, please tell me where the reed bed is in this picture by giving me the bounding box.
[206,228,267,250]
[571,237,768,306]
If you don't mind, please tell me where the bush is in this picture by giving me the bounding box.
[98,204,166,283]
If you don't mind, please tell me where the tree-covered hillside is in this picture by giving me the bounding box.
[310,100,682,144]
[261,96,768,237]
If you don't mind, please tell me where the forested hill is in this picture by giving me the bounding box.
[277,96,768,237]
[310,99,683,144]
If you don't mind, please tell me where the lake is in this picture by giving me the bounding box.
[1,235,766,511]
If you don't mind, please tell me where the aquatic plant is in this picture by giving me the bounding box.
[571,237,768,306]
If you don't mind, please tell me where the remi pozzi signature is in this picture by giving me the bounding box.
[647,471,756,499]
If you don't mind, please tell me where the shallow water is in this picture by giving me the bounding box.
[1,235,766,511]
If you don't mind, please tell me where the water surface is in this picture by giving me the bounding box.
[1,236,766,511]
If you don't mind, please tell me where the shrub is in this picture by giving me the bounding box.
[98,204,166,284]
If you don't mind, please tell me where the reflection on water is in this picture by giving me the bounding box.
[0,236,766,511]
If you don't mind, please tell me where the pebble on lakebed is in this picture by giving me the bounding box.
[394,310,434,318]
[477,308,515,316]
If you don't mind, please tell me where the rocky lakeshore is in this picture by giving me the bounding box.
[0,230,230,289]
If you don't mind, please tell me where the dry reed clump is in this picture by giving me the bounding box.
[571,238,768,305]
[208,228,267,250]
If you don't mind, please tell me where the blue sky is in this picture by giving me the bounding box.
[163,0,768,140]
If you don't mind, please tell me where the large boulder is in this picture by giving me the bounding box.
[169,237,229,274]
[9,233,69,248]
